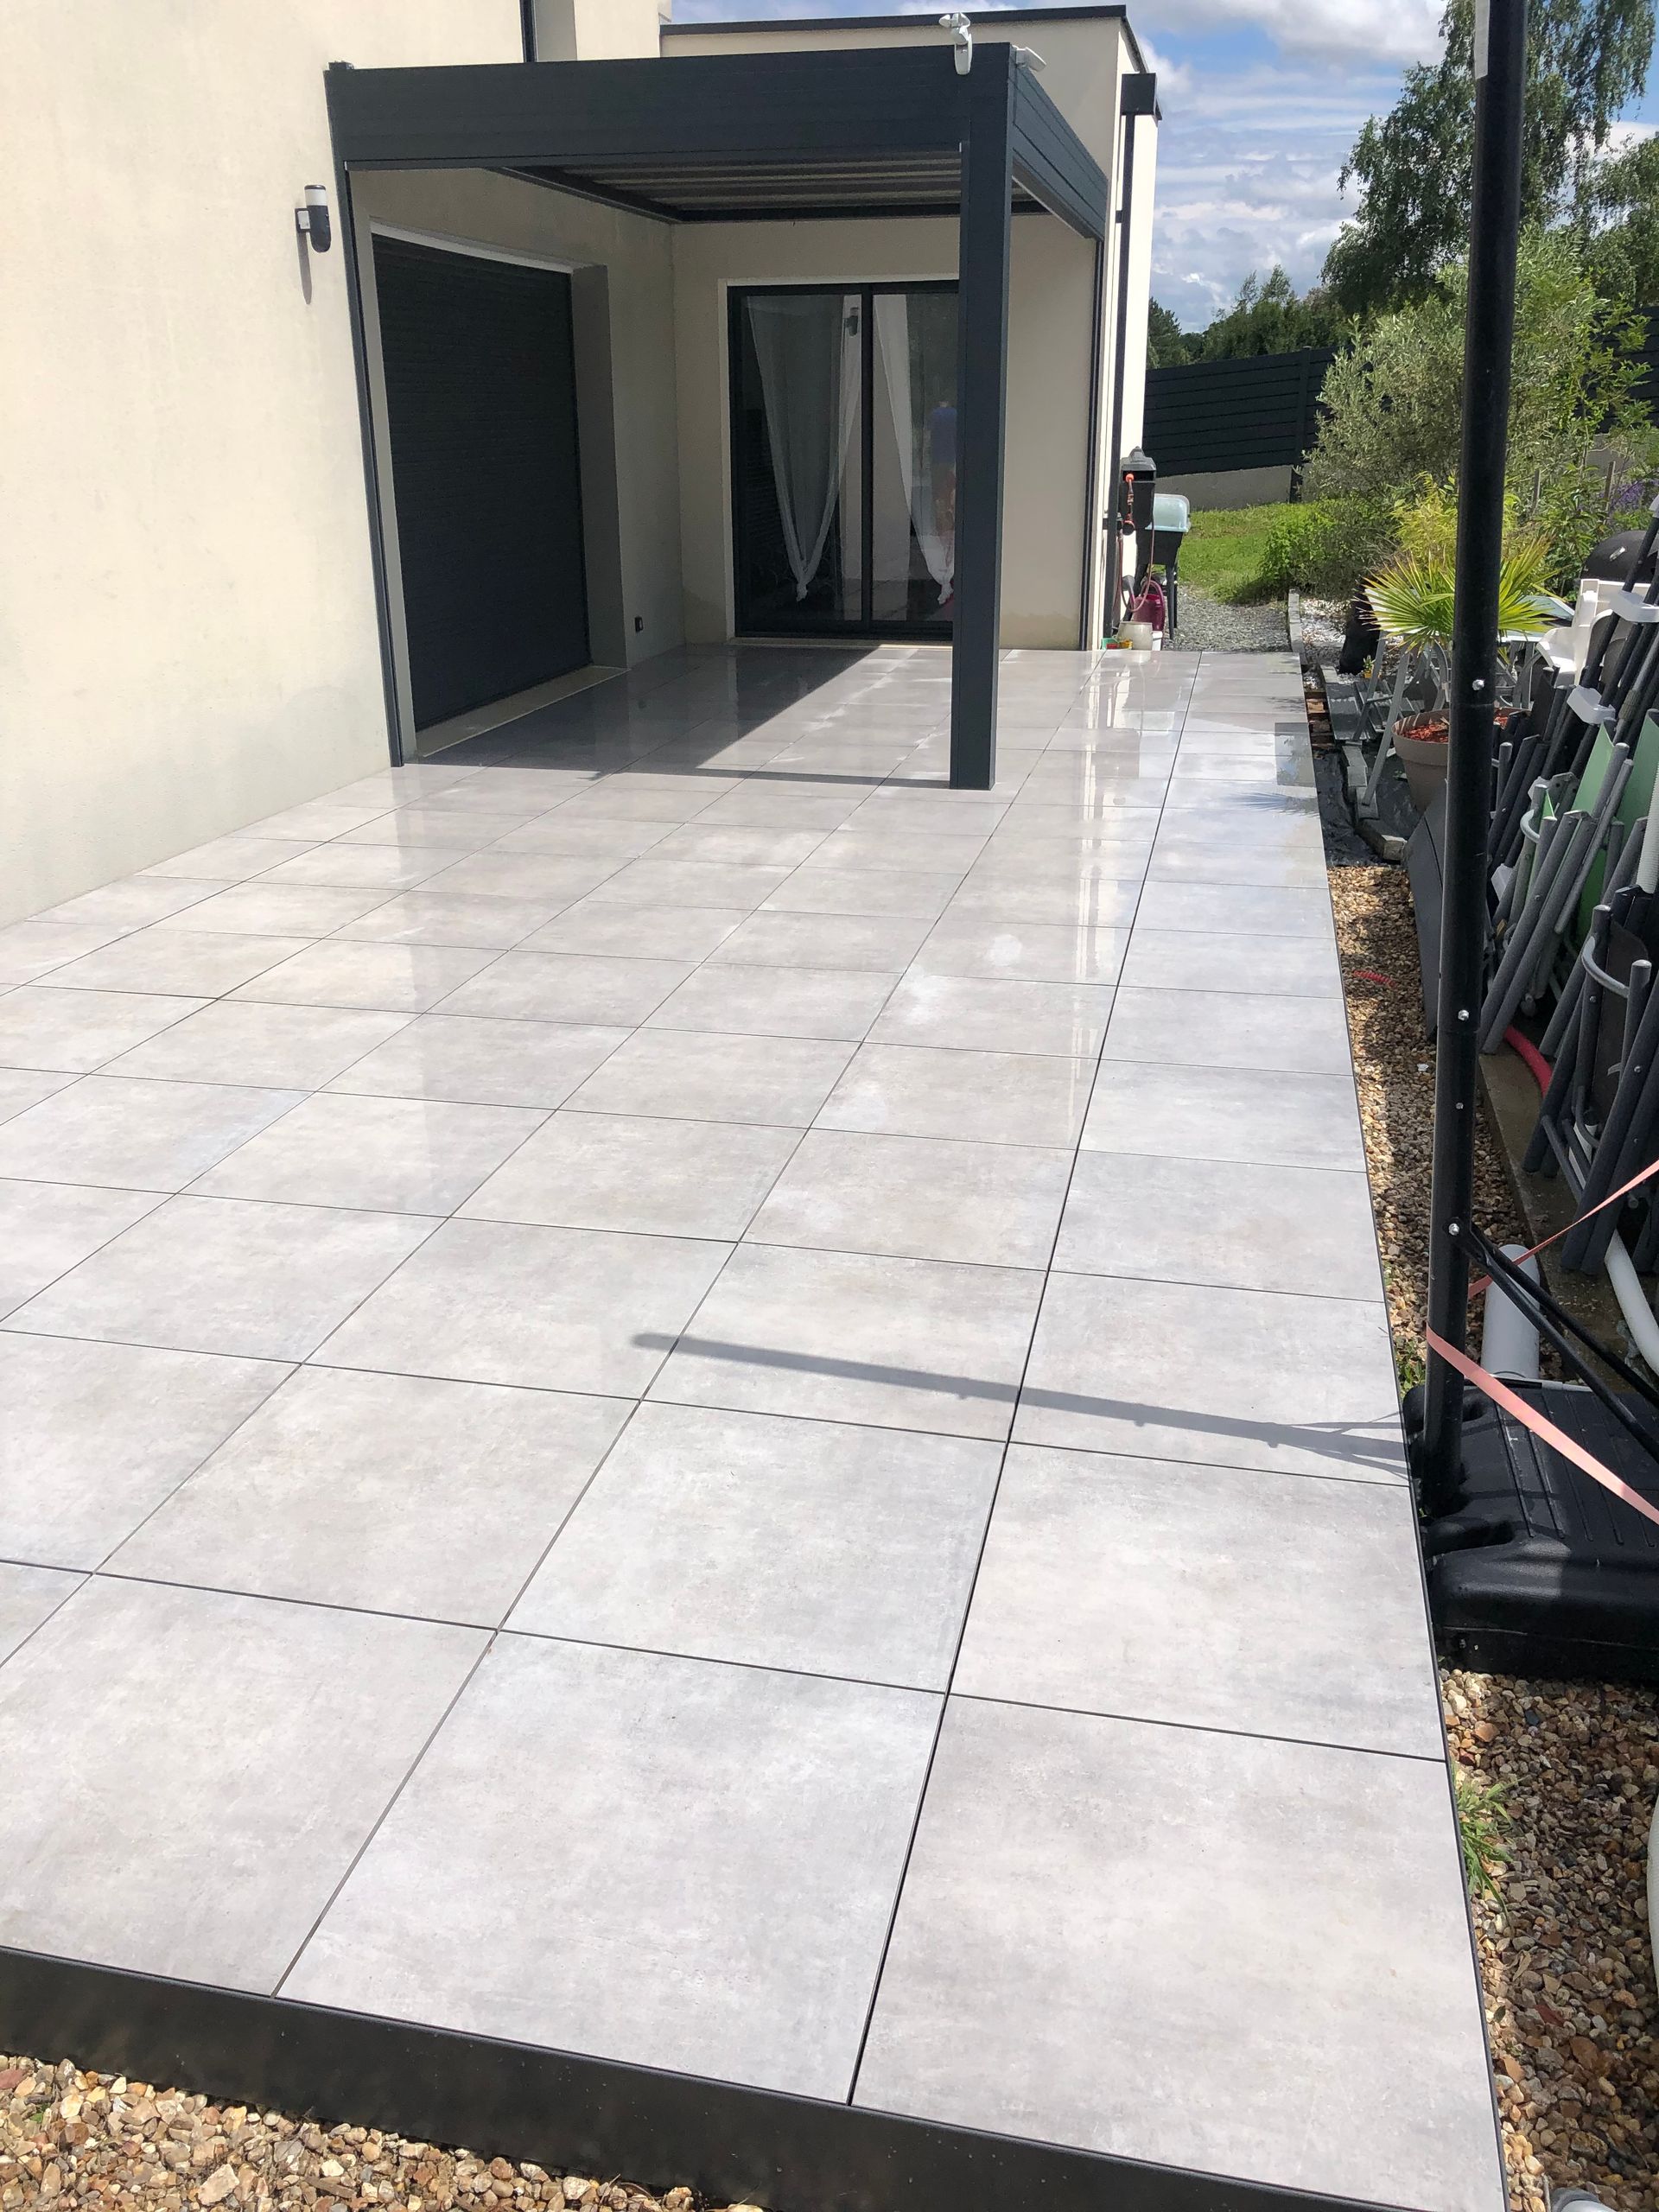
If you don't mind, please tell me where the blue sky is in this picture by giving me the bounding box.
[673,0,1659,327]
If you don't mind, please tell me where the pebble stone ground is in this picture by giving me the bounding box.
[1167,583,1290,654]
[1333,863,1659,2212]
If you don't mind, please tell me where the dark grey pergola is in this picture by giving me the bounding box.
[324,40,1114,791]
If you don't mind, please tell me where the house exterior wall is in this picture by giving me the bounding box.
[349,168,683,721]
[0,0,523,928]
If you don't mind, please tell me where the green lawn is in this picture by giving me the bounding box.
[1176,503,1298,601]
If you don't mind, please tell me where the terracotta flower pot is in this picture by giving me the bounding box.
[1395,712,1450,813]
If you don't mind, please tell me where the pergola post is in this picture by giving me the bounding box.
[949,52,1014,791]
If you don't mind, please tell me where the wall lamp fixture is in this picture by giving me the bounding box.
[938,12,972,73]
[296,185,332,252]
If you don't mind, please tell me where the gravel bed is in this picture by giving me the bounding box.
[1168,583,1288,653]
[0,2061,761,2212]
[1299,594,1349,670]
[1333,861,1659,2212]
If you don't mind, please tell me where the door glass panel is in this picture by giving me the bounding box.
[733,291,863,629]
[872,292,957,628]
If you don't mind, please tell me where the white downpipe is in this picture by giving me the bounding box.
[1602,1230,1659,1371]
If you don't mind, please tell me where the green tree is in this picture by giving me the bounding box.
[1193,266,1345,358]
[1325,0,1653,317]
[1146,297,1195,368]
[1580,132,1659,303]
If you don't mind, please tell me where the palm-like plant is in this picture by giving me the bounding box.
[1364,542,1554,650]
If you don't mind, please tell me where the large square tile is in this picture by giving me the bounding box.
[953,1445,1442,1753]
[164,884,391,938]
[419,854,623,906]
[436,950,692,1027]
[315,1217,729,1395]
[327,1014,628,1109]
[818,1043,1094,1147]
[39,879,226,931]
[588,859,793,911]
[9,1195,435,1361]
[1054,1154,1383,1301]
[855,1700,1499,2212]
[0,1578,485,1990]
[522,902,747,962]
[44,927,314,997]
[1015,1272,1405,1480]
[0,1564,82,1663]
[566,1028,854,1128]
[707,909,931,973]
[193,1091,544,1215]
[334,892,564,950]
[646,963,899,1044]
[259,844,464,891]
[1132,880,1333,938]
[104,1001,411,1090]
[0,1070,75,1126]
[111,1368,628,1624]
[650,1243,1041,1440]
[763,866,963,921]
[1119,928,1341,997]
[283,1636,938,2099]
[0,1335,287,1569]
[748,1129,1070,1268]
[463,1112,798,1238]
[0,1179,165,1317]
[514,1402,997,1687]
[869,975,1114,1058]
[0,987,204,1073]
[913,912,1127,985]
[0,1075,302,1192]
[232,942,496,1014]
[1103,986,1352,1074]
[1080,1061,1364,1171]
[0,921,128,988]
[140,835,316,883]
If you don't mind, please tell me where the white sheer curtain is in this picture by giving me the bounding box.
[873,294,955,609]
[746,293,861,602]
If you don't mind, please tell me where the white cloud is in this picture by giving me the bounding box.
[1142,0,1441,64]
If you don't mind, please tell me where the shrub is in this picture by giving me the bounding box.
[1232,497,1395,601]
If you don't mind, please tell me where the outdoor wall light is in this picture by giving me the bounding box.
[296,184,332,252]
[939,12,973,73]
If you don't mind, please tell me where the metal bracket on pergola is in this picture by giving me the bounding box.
[324,42,1111,791]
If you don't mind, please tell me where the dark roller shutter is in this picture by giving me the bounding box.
[373,236,589,729]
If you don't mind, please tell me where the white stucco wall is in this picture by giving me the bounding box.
[1,0,523,927]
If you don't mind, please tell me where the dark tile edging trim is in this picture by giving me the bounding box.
[0,1943,1388,2212]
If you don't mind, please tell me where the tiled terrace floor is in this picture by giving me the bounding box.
[0,646,1500,2210]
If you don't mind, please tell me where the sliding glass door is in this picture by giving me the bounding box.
[729,283,957,639]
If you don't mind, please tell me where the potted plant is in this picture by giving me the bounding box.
[1363,541,1551,811]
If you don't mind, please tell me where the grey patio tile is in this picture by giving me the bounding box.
[648,824,832,869]
[870,975,1114,1059]
[0,1577,485,1991]
[1080,1061,1365,1172]
[818,1043,1095,1147]
[588,859,793,911]
[520,901,747,962]
[1132,878,1335,938]
[0,1076,303,1192]
[696,786,867,830]
[333,893,563,950]
[243,800,393,841]
[231,942,496,1014]
[40,878,226,931]
[1055,1154,1382,1302]
[762,866,963,921]
[283,1637,937,2099]
[1118,926,1341,997]
[44,927,314,998]
[315,1217,728,1395]
[645,963,899,1044]
[953,1445,1443,1756]
[258,843,465,891]
[0,1564,82,1663]
[855,1700,1500,2212]
[0,1070,74,1126]
[748,1129,1071,1268]
[650,1243,1041,1440]
[8,1195,435,1362]
[463,1112,797,1239]
[105,1001,411,1091]
[1103,986,1351,1075]
[1148,836,1326,890]
[491,818,674,862]
[547,784,720,823]
[0,1334,287,1569]
[194,1092,544,1215]
[566,1028,853,1128]
[943,877,1141,928]
[437,950,692,1027]
[111,1367,628,1625]
[327,1014,627,1110]
[912,913,1127,985]
[1015,1272,1405,1481]
[811,830,988,876]
[707,910,931,973]
[0,987,205,1073]
[513,1402,997,1687]
[337,809,533,852]
[0,1179,166,1317]
[164,884,391,938]
[140,836,316,882]
[420,853,624,906]
[0,920,128,985]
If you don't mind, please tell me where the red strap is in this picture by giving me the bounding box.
[1426,1327,1659,1531]
[1469,1152,1659,1300]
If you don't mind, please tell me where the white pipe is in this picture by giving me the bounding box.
[1479,1245,1541,1378]
[1637,797,1659,895]
[1603,1230,1659,1370]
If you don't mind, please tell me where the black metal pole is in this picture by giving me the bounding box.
[1103,106,1137,633]
[1419,0,1529,1510]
